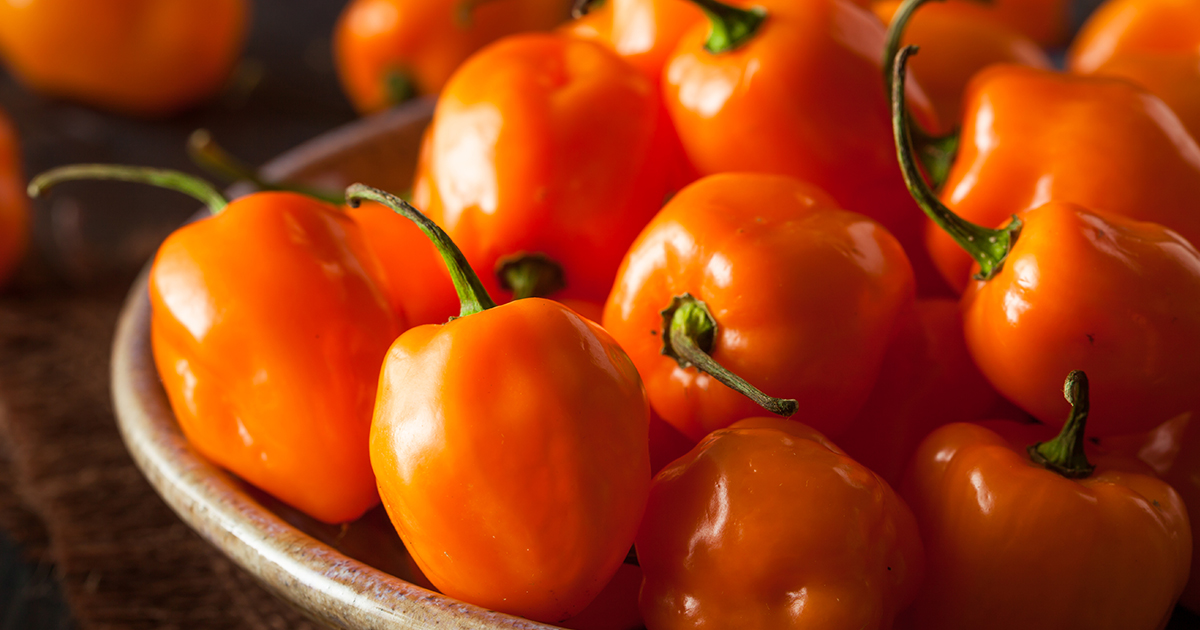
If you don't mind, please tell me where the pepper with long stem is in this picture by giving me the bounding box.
[1028,370,1095,479]
[29,164,228,215]
[892,45,1021,280]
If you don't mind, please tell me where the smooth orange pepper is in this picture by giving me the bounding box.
[637,417,924,630]
[27,167,405,524]
[412,32,691,305]
[1069,0,1200,142]
[334,0,571,114]
[900,372,1192,630]
[0,108,29,286]
[892,45,1200,437]
[603,172,916,442]
[357,186,650,623]
[0,0,248,116]
[662,0,949,296]
[936,0,1071,47]
[562,0,704,82]
[874,0,1051,126]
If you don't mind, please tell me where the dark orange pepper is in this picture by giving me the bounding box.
[662,0,949,296]
[334,0,571,114]
[893,45,1200,437]
[637,417,924,630]
[604,173,915,442]
[412,32,691,305]
[901,372,1192,630]
[0,108,29,287]
[30,167,404,524]
[935,0,1071,47]
[874,0,1051,126]
[356,186,650,623]
[1069,0,1200,142]
[0,0,248,116]
[563,0,704,82]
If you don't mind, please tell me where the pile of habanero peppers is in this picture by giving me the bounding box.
[25,0,1200,628]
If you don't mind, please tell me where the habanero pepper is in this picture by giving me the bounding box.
[662,0,950,296]
[30,166,404,525]
[334,0,572,114]
[563,0,704,83]
[885,0,1200,294]
[900,372,1191,630]
[353,185,650,624]
[637,417,924,630]
[893,45,1200,437]
[0,108,29,287]
[603,172,916,443]
[412,32,691,305]
[924,0,1072,47]
[0,0,248,116]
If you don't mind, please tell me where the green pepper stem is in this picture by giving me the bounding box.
[28,165,228,215]
[662,294,797,417]
[1028,370,1095,479]
[685,0,767,54]
[497,253,566,300]
[346,184,496,318]
[188,130,344,205]
[383,68,419,105]
[891,45,1021,281]
[572,0,605,18]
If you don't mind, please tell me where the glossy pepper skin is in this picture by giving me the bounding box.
[412,32,690,304]
[873,0,1051,126]
[0,109,29,286]
[638,417,924,630]
[603,173,915,442]
[928,66,1200,293]
[0,0,248,116]
[562,0,704,82]
[358,186,651,624]
[334,0,571,114]
[663,0,949,296]
[151,192,404,524]
[901,420,1191,630]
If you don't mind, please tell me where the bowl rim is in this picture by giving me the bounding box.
[109,101,561,630]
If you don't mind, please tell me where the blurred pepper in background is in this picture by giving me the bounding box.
[0,108,28,286]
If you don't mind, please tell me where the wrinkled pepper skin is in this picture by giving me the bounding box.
[371,297,651,623]
[0,109,29,286]
[0,0,248,116]
[930,66,1200,293]
[413,33,690,304]
[873,0,1051,125]
[902,421,1191,630]
[962,202,1200,437]
[663,0,948,296]
[334,0,571,114]
[562,0,704,82]
[603,173,915,442]
[638,417,924,630]
[150,193,403,524]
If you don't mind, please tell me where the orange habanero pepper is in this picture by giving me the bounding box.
[874,0,1051,127]
[932,0,1071,47]
[662,0,949,296]
[892,46,1200,437]
[354,186,650,624]
[0,0,248,116]
[412,32,690,305]
[900,372,1191,630]
[30,166,404,524]
[334,0,572,114]
[0,108,29,286]
[638,417,924,630]
[562,0,705,82]
[1069,0,1200,142]
[603,173,915,442]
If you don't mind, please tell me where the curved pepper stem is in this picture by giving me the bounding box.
[891,45,1021,281]
[572,0,605,18]
[685,0,767,54]
[497,253,566,300]
[28,165,228,215]
[346,184,496,318]
[188,130,345,205]
[1028,370,1096,479]
[661,294,798,417]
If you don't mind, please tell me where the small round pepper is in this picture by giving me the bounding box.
[562,0,704,82]
[0,0,249,116]
[637,416,924,630]
[0,108,29,287]
[356,185,651,623]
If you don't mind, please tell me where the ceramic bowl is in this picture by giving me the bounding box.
[110,99,562,630]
